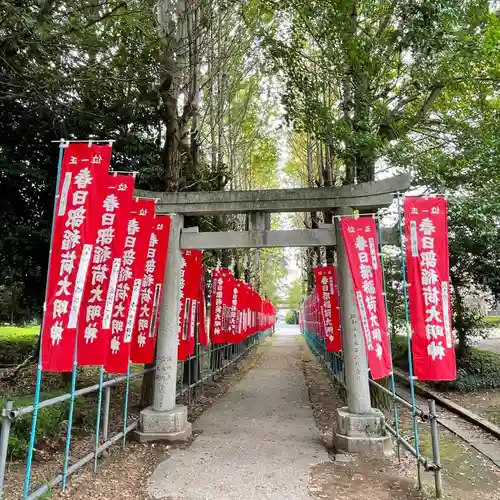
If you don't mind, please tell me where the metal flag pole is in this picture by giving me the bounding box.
[93,365,105,472]
[397,192,422,489]
[62,138,115,488]
[23,140,67,499]
[123,360,131,449]
[376,215,401,462]
[62,333,78,489]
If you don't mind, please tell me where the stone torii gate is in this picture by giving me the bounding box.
[135,173,411,455]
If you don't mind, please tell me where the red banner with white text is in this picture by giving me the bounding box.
[178,250,203,361]
[210,269,233,344]
[77,174,134,366]
[198,271,209,348]
[42,143,112,372]
[105,199,155,373]
[229,279,244,343]
[340,217,392,380]
[404,197,456,381]
[130,215,171,364]
[210,269,224,344]
[314,266,342,352]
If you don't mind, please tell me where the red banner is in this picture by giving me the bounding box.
[42,143,112,372]
[229,279,244,344]
[198,270,209,348]
[314,266,342,352]
[105,199,155,373]
[340,217,392,380]
[77,174,134,365]
[210,269,224,344]
[130,215,171,364]
[404,197,456,381]
[178,250,203,361]
[210,269,234,344]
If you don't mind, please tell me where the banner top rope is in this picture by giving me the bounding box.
[51,139,116,144]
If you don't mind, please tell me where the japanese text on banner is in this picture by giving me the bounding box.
[210,269,225,344]
[340,217,392,380]
[130,216,171,364]
[178,250,203,360]
[42,143,112,372]
[314,266,342,352]
[104,198,155,373]
[404,197,456,381]
[77,174,135,366]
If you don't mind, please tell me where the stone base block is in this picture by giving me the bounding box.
[334,406,392,457]
[135,404,192,444]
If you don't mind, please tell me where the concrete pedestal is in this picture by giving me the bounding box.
[136,404,192,443]
[333,407,392,456]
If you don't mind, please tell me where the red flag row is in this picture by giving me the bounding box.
[302,199,455,382]
[42,143,170,373]
[301,266,342,353]
[209,268,276,350]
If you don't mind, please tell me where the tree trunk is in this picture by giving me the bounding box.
[451,274,467,358]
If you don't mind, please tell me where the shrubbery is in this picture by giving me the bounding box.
[0,326,39,365]
[285,310,299,325]
[1,393,95,459]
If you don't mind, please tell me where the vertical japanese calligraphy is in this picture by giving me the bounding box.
[229,279,241,343]
[210,269,225,344]
[314,266,342,352]
[210,269,274,344]
[340,217,392,380]
[42,143,112,372]
[77,174,134,366]
[178,250,203,360]
[130,215,171,364]
[105,198,155,373]
[198,271,209,348]
[404,197,456,381]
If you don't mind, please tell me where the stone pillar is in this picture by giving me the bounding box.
[334,207,391,456]
[249,211,266,294]
[137,214,192,443]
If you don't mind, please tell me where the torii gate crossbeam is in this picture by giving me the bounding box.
[136,174,411,457]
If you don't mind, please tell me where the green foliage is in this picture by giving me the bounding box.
[284,310,299,324]
[380,249,405,339]
[391,336,500,392]
[0,0,162,318]
[284,278,304,310]
[259,248,287,304]
[0,0,282,321]
[453,349,500,392]
[257,0,496,182]
[0,325,39,365]
[391,336,411,372]
[1,391,97,459]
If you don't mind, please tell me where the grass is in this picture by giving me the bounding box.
[484,315,500,327]
[0,388,100,459]
[0,324,39,341]
[0,324,39,365]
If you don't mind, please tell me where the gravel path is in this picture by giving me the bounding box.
[148,330,328,499]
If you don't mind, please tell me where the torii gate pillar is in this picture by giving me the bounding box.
[137,214,192,443]
[134,174,410,449]
[334,207,391,455]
